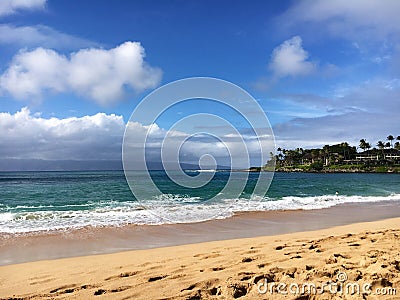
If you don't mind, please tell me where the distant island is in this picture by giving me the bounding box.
[257,135,400,173]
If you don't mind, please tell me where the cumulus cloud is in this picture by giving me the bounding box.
[0,24,96,50]
[0,107,125,160]
[0,41,162,105]
[1,48,68,99]
[0,0,46,16]
[0,108,272,169]
[124,121,272,169]
[269,36,316,78]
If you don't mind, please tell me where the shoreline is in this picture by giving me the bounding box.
[238,167,400,175]
[275,169,400,174]
[1,217,399,299]
[2,200,400,266]
[241,169,400,174]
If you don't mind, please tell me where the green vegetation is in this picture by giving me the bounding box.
[263,135,400,173]
[375,166,389,173]
[249,166,262,172]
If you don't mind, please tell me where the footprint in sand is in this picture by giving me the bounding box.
[227,282,250,298]
[241,257,254,263]
[105,271,138,281]
[93,286,132,296]
[211,266,225,271]
[50,284,78,294]
[49,283,98,296]
[237,271,255,281]
[193,253,221,259]
[148,275,167,282]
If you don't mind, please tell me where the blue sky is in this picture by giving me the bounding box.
[0,0,400,167]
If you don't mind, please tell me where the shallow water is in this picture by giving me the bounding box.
[1,171,399,233]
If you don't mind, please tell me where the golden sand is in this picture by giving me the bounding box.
[1,218,400,299]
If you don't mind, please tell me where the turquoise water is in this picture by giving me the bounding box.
[0,171,399,233]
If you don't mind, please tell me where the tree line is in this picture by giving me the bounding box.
[264,135,400,172]
[359,135,400,151]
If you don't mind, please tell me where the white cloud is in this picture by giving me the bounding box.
[269,36,316,78]
[273,79,400,149]
[0,47,68,99]
[0,0,46,16]
[274,111,400,150]
[0,107,125,160]
[0,42,162,105]
[0,108,272,169]
[0,24,96,49]
[281,0,400,40]
[124,121,270,169]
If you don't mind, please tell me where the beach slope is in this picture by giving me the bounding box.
[1,218,400,299]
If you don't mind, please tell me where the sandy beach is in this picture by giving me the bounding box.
[1,217,400,299]
[1,0,399,299]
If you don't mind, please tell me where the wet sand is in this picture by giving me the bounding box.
[1,200,400,265]
[0,217,399,299]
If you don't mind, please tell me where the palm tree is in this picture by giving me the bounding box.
[359,139,366,151]
[311,149,319,163]
[359,139,370,152]
[385,142,391,149]
[387,135,394,148]
[297,148,304,164]
[269,151,275,162]
[341,142,349,160]
[323,145,330,165]
[395,142,400,151]
[277,147,282,162]
[377,141,385,159]
[281,149,287,165]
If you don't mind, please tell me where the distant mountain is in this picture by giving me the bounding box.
[0,159,123,171]
[0,159,229,172]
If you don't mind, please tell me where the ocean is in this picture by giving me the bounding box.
[1,171,400,234]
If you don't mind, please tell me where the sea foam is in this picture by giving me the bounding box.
[1,193,400,234]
